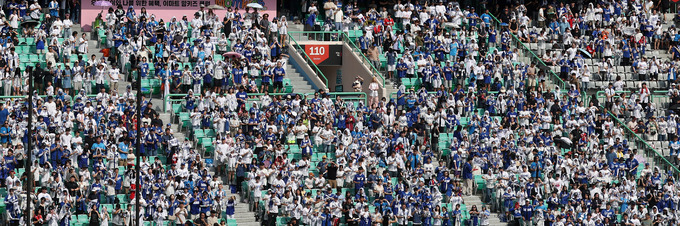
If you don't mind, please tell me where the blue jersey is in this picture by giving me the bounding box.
[140,63,150,77]
[262,69,272,83]
[232,68,244,84]
[190,197,201,214]
[359,36,369,50]
[353,174,366,190]
[273,67,285,82]
[467,13,479,26]
[522,205,534,219]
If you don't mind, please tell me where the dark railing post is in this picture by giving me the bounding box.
[135,67,142,226]
[25,66,34,226]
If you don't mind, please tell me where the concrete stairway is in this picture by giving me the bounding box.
[231,191,259,226]
[74,22,254,225]
[285,63,316,94]
[75,25,105,62]
[158,112,185,140]
[286,24,320,94]
[463,195,505,226]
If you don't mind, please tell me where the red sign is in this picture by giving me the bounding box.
[305,45,330,65]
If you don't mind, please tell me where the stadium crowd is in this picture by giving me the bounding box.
[0,0,679,226]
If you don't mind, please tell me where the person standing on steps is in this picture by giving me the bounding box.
[463,158,473,196]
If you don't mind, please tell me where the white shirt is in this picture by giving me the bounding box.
[321,129,335,145]
[109,68,119,81]
[30,3,41,19]
[63,19,73,29]
[78,37,88,53]
[638,61,648,74]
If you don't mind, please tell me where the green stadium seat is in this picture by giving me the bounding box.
[29,54,40,63]
[117,194,128,203]
[204,129,216,138]
[150,79,162,95]
[194,129,205,141]
[181,119,192,132]
[227,219,237,226]
[172,104,182,115]
[141,79,152,95]
[77,214,88,223]
[201,138,213,148]
[21,45,30,54]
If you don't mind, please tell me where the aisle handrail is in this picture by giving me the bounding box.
[287,31,386,87]
[287,32,329,87]
[594,91,680,176]
[488,13,568,91]
[340,33,385,87]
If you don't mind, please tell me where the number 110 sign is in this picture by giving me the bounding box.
[305,45,330,65]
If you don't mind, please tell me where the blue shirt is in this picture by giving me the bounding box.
[262,69,272,83]
[236,91,247,102]
[0,108,9,125]
[140,63,150,76]
[444,66,453,80]
[243,49,253,61]
[78,153,88,168]
[232,68,244,84]
[190,197,201,214]
[387,51,397,65]
[397,90,406,106]
[522,205,534,219]
[273,67,285,82]
[463,162,473,179]
[353,174,366,190]
[397,62,408,78]
[467,13,479,26]
[480,13,491,25]
[359,36,369,50]
[118,142,129,159]
[92,142,106,151]
[0,126,9,143]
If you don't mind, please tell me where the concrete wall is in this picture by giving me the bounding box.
[287,45,327,92]
[318,43,386,99]
[290,42,386,100]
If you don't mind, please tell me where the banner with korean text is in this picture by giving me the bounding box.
[81,0,277,31]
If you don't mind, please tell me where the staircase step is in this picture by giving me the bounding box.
[282,55,317,94]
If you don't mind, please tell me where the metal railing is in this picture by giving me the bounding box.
[594,90,669,110]
[0,94,98,102]
[606,109,680,176]
[163,92,303,112]
[651,90,670,104]
[287,32,330,87]
[287,31,386,87]
[389,90,505,100]
[165,92,368,112]
[303,92,367,106]
[287,31,344,42]
[594,90,631,105]
[594,91,680,176]
[340,32,385,87]
[489,13,568,91]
